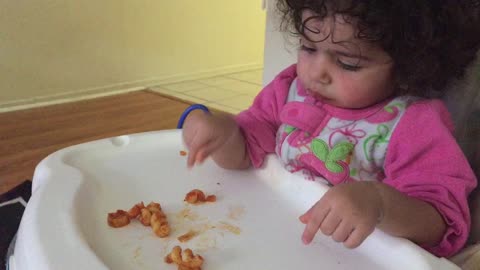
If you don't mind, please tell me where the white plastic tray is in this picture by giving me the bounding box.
[10,130,460,270]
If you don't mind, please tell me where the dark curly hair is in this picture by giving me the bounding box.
[277,0,480,97]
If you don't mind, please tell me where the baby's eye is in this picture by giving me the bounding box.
[300,45,316,53]
[337,59,362,72]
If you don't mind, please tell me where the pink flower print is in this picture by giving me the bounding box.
[285,160,316,181]
[286,160,304,173]
[302,169,316,181]
[328,124,367,147]
[277,125,296,156]
[327,119,356,130]
[287,129,314,153]
[366,102,405,123]
[299,139,354,185]
[354,161,383,181]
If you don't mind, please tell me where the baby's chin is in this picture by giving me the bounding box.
[323,99,352,108]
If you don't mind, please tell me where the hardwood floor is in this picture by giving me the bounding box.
[0,90,196,194]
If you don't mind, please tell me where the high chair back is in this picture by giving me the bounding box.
[443,51,480,243]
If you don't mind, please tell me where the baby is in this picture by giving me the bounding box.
[182,0,480,257]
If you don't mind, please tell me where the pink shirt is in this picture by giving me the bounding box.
[235,64,477,257]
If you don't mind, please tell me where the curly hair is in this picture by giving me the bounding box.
[277,0,480,97]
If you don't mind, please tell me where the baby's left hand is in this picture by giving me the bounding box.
[299,181,384,248]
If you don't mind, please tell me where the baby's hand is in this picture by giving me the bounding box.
[182,110,238,168]
[299,181,384,248]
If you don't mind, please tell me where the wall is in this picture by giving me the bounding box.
[0,1,266,111]
[262,0,296,86]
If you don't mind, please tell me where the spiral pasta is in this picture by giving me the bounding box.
[107,201,170,238]
[165,245,204,270]
[184,189,216,204]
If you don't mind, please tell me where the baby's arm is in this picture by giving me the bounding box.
[182,65,296,169]
[182,110,250,170]
[210,116,251,170]
[373,182,446,246]
[299,181,446,249]
[381,100,477,256]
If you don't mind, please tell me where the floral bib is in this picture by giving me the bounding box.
[275,79,415,184]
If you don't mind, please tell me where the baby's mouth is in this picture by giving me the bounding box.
[306,89,330,101]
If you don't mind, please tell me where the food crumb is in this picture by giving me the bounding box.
[217,221,241,235]
[227,205,245,220]
[178,230,198,242]
[180,150,187,156]
[133,246,141,259]
[175,207,200,222]
[195,234,218,251]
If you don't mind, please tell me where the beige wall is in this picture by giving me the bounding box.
[0,1,266,109]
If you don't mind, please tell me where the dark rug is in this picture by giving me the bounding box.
[0,181,32,270]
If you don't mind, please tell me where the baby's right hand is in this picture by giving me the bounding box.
[182,110,238,168]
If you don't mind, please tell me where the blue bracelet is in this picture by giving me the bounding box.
[177,104,210,129]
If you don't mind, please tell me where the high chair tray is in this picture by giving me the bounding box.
[10,130,460,270]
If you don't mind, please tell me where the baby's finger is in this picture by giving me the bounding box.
[195,148,210,165]
[187,135,211,167]
[194,140,220,165]
[302,206,330,244]
[299,207,314,224]
[194,150,204,165]
[187,145,204,168]
[332,221,354,243]
[344,225,374,249]
[187,150,198,168]
[320,213,342,236]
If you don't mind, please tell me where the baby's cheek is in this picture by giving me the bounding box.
[296,65,309,87]
[337,79,361,102]
[338,77,380,108]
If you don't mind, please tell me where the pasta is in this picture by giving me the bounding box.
[177,230,198,243]
[165,245,204,270]
[107,192,220,269]
[127,202,145,219]
[151,211,170,238]
[107,201,170,238]
[184,189,216,204]
[107,210,130,228]
[139,208,152,226]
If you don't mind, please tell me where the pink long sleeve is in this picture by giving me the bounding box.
[235,65,297,167]
[384,99,477,257]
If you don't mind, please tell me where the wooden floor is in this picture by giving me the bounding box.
[0,90,196,194]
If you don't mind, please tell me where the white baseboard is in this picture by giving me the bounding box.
[0,63,263,113]
[0,86,146,113]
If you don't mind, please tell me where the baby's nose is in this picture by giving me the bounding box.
[309,68,331,86]
[310,56,332,85]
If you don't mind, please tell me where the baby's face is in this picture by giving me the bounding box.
[297,10,395,109]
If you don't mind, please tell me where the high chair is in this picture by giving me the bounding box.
[445,51,480,269]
